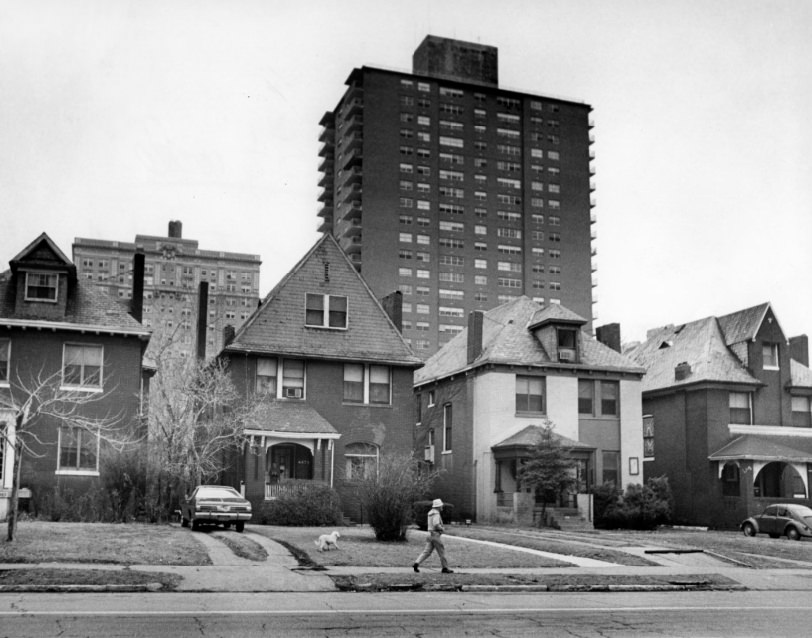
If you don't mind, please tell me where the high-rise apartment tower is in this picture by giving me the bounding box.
[318,36,596,356]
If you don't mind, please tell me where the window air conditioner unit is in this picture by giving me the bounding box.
[424,445,435,462]
[284,387,303,399]
[558,349,575,362]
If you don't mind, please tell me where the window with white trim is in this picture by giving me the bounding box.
[58,425,99,474]
[305,294,347,329]
[281,359,305,399]
[442,403,452,452]
[343,364,391,405]
[0,339,9,384]
[62,344,103,389]
[729,392,751,424]
[763,343,780,369]
[25,272,58,302]
[256,358,277,395]
[345,442,379,480]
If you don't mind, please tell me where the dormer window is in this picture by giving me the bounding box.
[25,272,58,302]
[557,328,577,362]
[305,293,348,329]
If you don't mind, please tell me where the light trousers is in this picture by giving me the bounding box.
[415,532,449,569]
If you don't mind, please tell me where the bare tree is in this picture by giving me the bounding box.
[146,334,262,517]
[0,368,133,541]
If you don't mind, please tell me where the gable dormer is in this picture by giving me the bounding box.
[9,233,76,321]
[527,303,587,364]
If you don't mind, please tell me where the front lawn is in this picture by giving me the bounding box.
[0,521,210,565]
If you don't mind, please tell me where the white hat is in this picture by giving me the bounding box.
[432,498,444,508]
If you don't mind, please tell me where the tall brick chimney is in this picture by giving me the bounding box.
[467,310,484,364]
[596,323,621,353]
[380,291,403,332]
[790,335,809,367]
[130,250,145,323]
[196,281,209,360]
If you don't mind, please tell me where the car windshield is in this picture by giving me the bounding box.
[196,487,242,500]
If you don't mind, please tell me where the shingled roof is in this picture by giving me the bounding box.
[415,296,643,385]
[224,234,422,367]
[710,434,812,462]
[626,316,760,393]
[626,303,812,394]
[0,233,148,336]
[243,400,339,437]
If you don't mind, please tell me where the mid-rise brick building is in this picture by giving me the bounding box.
[73,221,261,359]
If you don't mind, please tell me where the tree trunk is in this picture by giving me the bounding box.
[6,442,22,542]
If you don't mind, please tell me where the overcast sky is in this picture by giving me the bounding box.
[2,0,810,344]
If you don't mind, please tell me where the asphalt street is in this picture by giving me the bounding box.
[1,590,812,637]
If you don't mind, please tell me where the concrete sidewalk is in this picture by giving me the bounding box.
[3,527,812,593]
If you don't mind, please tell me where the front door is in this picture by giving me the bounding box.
[269,444,312,481]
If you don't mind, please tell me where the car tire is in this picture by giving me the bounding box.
[236,521,245,533]
[742,522,756,537]
[786,527,801,541]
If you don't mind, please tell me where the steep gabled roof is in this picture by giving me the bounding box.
[224,234,421,367]
[626,315,760,393]
[9,232,74,274]
[717,302,772,347]
[416,296,643,385]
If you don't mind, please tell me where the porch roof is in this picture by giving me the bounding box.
[492,425,594,452]
[709,434,812,463]
[244,399,340,438]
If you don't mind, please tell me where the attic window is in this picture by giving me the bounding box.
[557,328,577,362]
[305,293,347,329]
[25,272,58,302]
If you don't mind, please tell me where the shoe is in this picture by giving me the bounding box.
[442,568,454,574]
[413,563,420,573]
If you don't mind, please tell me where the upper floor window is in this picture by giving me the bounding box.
[443,403,452,452]
[516,376,544,413]
[578,379,619,417]
[0,339,9,384]
[343,364,391,405]
[62,344,103,390]
[557,329,577,362]
[25,272,58,302]
[762,343,779,370]
[729,392,751,424]
[256,358,277,395]
[415,393,422,424]
[281,359,305,399]
[305,293,347,329]
[792,396,812,428]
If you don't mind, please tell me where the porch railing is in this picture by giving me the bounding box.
[265,479,328,501]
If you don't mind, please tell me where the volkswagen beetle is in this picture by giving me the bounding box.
[741,503,812,540]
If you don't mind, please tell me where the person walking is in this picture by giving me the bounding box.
[413,498,454,573]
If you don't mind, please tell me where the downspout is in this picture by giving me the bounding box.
[330,440,335,489]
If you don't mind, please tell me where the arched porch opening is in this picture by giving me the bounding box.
[266,443,313,482]
[754,462,806,499]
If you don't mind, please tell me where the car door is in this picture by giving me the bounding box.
[760,505,778,535]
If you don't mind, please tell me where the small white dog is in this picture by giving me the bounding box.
[314,530,341,551]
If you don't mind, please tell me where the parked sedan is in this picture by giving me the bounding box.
[741,503,812,540]
[181,485,252,533]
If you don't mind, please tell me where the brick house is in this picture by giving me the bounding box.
[219,234,422,520]
[414,296,645,524]
[627,302,812,528]
[0,233,150,519]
